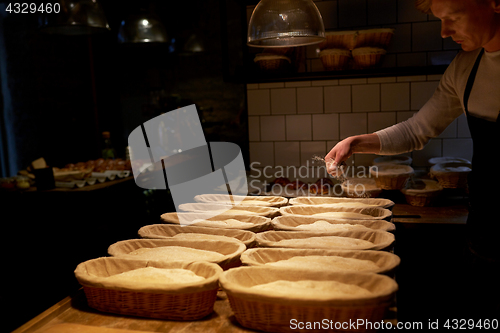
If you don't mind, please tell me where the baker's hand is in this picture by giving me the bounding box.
[325,138,353,176]
[325,134,381,176]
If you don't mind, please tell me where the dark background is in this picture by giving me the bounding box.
[0,0,249,178]
[0,1,250,331]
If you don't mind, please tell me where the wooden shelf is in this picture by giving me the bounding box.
[242,65,449,83]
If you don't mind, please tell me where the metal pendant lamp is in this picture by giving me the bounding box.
[118,11,168,44]
[38,0,110,35]
[247,0,325,48]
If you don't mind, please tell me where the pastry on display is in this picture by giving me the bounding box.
[288,179,308,190]
[309,178,334,195]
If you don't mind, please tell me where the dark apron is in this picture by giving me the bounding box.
[463,48,500,262]
[455,48,500,320]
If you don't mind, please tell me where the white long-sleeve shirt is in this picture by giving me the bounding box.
[376,48,500,155]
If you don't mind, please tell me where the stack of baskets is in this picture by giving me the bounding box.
[253,47,293,73]
[319,28,394,71]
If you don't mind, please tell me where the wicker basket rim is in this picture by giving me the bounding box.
[255,229,395,251]
[401,179,443,194]
[178,202,280,213]
[219,266,398,305]
[357,28,395,34]
[324,30,358,36]
[352,47,387,55]
[254,54,291,62]
[138,223,256,241]
[75,257,222,293]
[271,215,396,232]
[193,194,288,207]
[107,238,246,261]
[370,164,414,176]
[279,204,393,220]
[428,157,471,165]
[288,197,394,209]
[319,49,352,56]
[240,248,401,273]
[430,162,472,174]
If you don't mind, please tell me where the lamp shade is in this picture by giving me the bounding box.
[118,14,168,43]
[247,0,325,47]
[38,0,110,35]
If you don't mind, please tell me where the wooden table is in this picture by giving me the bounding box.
[13,288,398,333]
[13,289,254,333]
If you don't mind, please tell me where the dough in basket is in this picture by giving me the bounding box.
[327,202,377,208]
[128,246,225,261]
[104,267,205,284]
[295,221,371,232]
[172,233,239,243]
[312,212,372,219]
[267,255,380,272]
[215,209,259,215]
[275,236,374,249]
[251,280,372,298]
[192,219,254,228]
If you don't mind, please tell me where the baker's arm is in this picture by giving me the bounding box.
[324,133,381,172]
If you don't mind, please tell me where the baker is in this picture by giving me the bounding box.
[325,0,500,320]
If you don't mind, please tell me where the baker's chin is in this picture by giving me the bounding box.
[459,44,477,52]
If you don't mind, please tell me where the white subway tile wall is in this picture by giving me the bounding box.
[247,75,472,170]
[246,0,472,173]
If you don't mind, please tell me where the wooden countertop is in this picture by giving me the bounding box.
[391,195,469,225]
[13,288,397,333]
[13,289,257,333]
[392,202,468,224]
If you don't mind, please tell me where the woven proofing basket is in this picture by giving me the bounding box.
[107,238,246,270]
[370,165,414,190]
[288,197,395,210]
[219,266,398,333]
[193,194,288,207]
[241,248,400,277]
[271,215,396,232]
[279,205,393,221]
[318,30,357,50]
[255,230,395,252]
[160,212,272,233]
[352,50,385,68]
[74,257,222,320]
[319,49,352,71]
[430,162,471,188]
[354,28,395,48]
[178,202,280,218]
[138,224,257,248]
[341,178,382,198]
[400,179,443,207]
